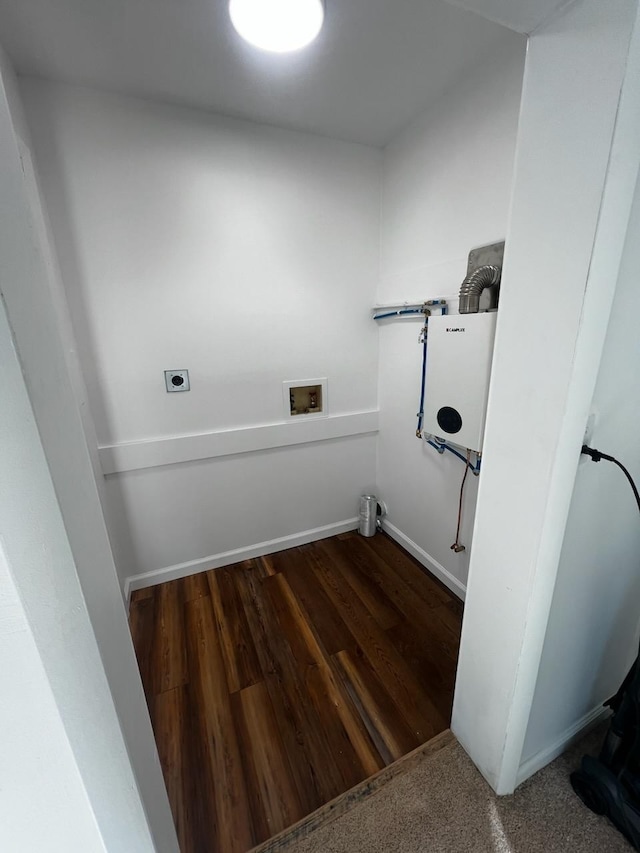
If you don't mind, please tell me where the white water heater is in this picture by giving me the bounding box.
[423,312,497,453]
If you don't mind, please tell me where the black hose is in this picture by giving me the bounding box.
[581,445,640,516]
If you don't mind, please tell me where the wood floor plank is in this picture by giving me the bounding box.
[184,682,221,852]
[151,686,198,853]
[261,570,382,792]
[302,660,383,790]
[430,599,465,638]
[185,596,255,852]
[441,593,465,620]
[385,619,457,723]
[256,554,279,577]
[361,533,458,611]
[181,570,210,602]
[311,543,447,742]
[208,566,262,694]
[151,579,188,695]
[336,530,357,541]
[129,593,156,701]
[332,655,393,766]
[236,561,341,815]
[356,543,463,679]
[320,537,402,631]
[265,573,384,782]
[233,680,306,840]
[334,645,422,763]
[276,547,355,656]
[130,586,155,602]
[343,536,462,656]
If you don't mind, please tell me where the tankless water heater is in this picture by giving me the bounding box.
[423,312,497,453]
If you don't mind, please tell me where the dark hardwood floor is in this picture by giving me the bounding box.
[129,531,463,853]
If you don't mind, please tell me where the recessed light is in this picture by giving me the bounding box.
[229,0,324,53]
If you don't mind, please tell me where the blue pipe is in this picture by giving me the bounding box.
[427,439,481,473]
[373,300,449,322]
[436,441,467,464]
[373,308,424,320]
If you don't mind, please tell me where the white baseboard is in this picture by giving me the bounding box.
[516,703,611,787]
[124,517,359,604]
[382,520,466,601]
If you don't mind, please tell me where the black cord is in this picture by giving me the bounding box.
[581,445,640,515]
[582,444,640,843]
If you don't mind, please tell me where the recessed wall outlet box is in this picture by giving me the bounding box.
[165,370,190,392]
[423,313,497,453]
[283,378,328,419]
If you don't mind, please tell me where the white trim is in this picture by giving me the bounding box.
[516,704,611,787]
[99,410,378,475]
[382,520,466,601]
[124,517,359,603]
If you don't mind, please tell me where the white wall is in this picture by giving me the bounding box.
[0,173,153,851]
[21,81,381,586]
[0,50,179,851]
[453,0,640,794]
[0,543,105,853]
[377,36,526,595]
[521,169,640,772]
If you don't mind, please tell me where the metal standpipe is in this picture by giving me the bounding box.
[358,494,378,537]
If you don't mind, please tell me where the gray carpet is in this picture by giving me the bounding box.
[281,727,631,852]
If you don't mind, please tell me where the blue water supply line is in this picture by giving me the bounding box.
[372,308,424,320]
[372,300,448,322]
[426,438,481,474]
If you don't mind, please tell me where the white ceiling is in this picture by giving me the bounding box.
[0,0,521,147]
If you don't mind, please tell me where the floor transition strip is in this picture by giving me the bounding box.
[248,729,456,853]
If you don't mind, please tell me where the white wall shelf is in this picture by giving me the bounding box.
[98,410,378,475]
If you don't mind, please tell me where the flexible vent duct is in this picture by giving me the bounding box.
[458,264,501,314]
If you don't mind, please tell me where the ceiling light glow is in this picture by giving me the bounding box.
[229,0,324,53]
